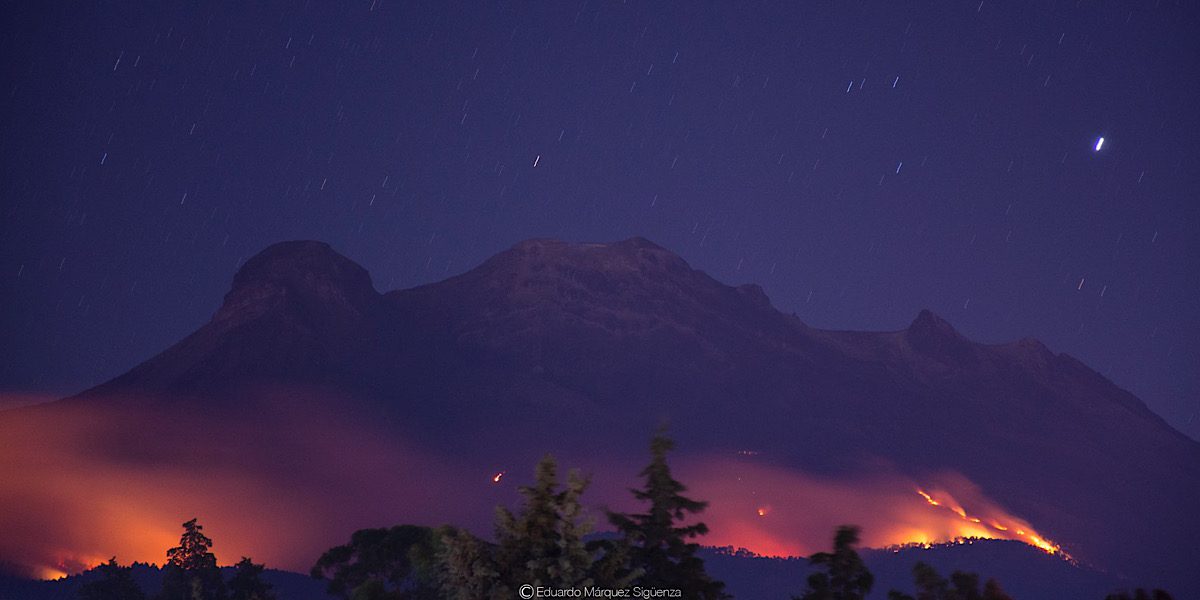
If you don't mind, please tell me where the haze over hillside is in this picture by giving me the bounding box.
[2,238,1195,595]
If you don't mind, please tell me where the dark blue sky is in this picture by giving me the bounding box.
[2,1,1197,439]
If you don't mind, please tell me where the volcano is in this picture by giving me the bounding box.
[2,238,1196,595]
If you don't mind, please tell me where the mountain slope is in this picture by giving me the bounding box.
[10,237,1198,594]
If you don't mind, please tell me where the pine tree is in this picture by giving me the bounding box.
[795,526,873,600]
[227,557,275,600]
[439,455,610,599]
[312,525,445,599]
[158,518,227,600]
[438,528,500,600]
[585,535,638,593]
[493,455,597,591]
[609,430,728,599]
[78,557,146,600]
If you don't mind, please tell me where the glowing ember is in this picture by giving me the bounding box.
[756,507,768,517]
[492,471,505,483]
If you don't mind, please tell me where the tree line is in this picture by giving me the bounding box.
[81,431,1175,600]
[79,518,274,600]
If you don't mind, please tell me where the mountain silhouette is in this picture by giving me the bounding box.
[11,237,1199,595]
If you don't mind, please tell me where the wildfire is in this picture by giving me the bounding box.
[32,552,111,581]
[914,488,1068,558]
[36,566,68,581]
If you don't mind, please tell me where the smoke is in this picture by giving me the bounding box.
[0,392,55,411]
[676,456,1062,558]
[0,392,1064,580]
[0,388,481,579]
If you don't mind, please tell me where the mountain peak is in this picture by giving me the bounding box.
[904,309,973,362]
[502,236,681,266]
[231,240,371,289]
[908,309,960,337]
[471,237,697,290]
[216,241,379,326]
[391,237,779,356]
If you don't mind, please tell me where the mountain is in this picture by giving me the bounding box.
[4,238,1197,595]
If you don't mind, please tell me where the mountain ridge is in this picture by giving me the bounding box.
[18,237,1199,594]
[83,237,1114,399]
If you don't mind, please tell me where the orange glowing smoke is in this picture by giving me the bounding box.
[679,457,1071,560]
[914,488,1067,557]
[0,389,1073,580]
[0,388,480,580]
[31,555,109,581]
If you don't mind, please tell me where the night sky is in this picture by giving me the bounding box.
[1,1,1197,439]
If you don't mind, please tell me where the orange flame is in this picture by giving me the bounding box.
[0,390,1077,578]
[0,388,482,579]
[679,458,1073,561]
[35,566,68,581]
[914,488,1068,558]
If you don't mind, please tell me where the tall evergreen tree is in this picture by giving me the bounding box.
[227,557,275,600]
[78,557,146,600]
[492,455,598,591]
[157,518,227,600]
[796,525,873,600]
[437,528,500,600]
[608,430,728,600]
[439,455,622,599]
[312,525,445,599]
